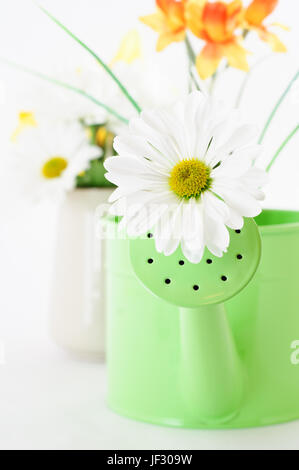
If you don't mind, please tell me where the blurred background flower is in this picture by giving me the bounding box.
[244,0,287,52]
[11,121,100,203]
[140,0,187,51]
[186,0,248,79]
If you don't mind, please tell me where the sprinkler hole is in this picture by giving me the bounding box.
[165,278,171,285]
[236,254,243,260]
[179,260,185,266]
[206,259,212,264]
[221,275,228,282]
[147,258,154,264]
[193,285,199,291]
[235,229,241,234]
[147,233,153,238]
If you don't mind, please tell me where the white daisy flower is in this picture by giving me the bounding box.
[104,91,267,263]
[11,121,101,203]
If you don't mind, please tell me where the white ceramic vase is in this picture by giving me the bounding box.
[49,188,112,360]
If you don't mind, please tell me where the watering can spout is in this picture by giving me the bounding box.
[180,304,244,423]
[129,218,260,424]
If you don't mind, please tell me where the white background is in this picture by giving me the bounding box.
[0,0,299,450]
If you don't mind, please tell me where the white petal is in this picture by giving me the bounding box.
[195,99,232,159]
[180,201,205,263]
[225,207,244,230]
[142,108,186,159]
[216,124,259,155]
[104,155,152,175]
[182,92,206,157]
[201,191,230,222]
[181,239,205,264]
[125,203,167,237]
[154,203,182,255]
[108,186,141,203]
[129,114,181,165]
[154,224,180,256]
[113,135,172,172]
[241,167,269,187]
[213,184,262,217]
[211,149,253,178]
[204,215,230,257]
[121,191,178,237]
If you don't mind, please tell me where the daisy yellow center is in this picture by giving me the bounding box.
[169,158,211,199]
[42,157,68,179]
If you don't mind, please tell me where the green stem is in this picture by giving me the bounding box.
[1,58,129,124]
[37,3,142,114]
[242,29,249,40]
[184,37,202,92]
[259,68,299,144]
[184,36,196,63]
[266,124,299,172]
[184,39,196,92]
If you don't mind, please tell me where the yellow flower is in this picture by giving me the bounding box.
[244,0,287,52]
[10,111,37,142]
[110,29,142,66]
[186,0,248,80]
[140,0,187,51]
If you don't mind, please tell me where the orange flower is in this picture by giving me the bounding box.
[186,0,249,80]
[140,0,186,51]
[244,0,286,52]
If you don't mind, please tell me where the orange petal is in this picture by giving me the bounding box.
[196,43,223,79]
[140,12,166,33]
[157,0,184,15]
[156,0,186,31]
[223,40,249,71]
[156,30,185,51]
[202,2,228,42]
[202,0,243,43]
[185,0,206,38]
[258,27,287,52]
[227,0,243,17]
[226,0,243,32]
[271,22,290,31]
[157,0,175,14]
[245,0,278,26]
[157,0,170,13]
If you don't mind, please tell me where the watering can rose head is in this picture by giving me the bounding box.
[104,91,267,264]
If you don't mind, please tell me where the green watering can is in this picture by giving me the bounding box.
[105,210,299,429]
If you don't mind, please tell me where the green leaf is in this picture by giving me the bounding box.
[76,158,114,188]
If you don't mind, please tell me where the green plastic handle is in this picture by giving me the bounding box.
[180,303,243,423]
